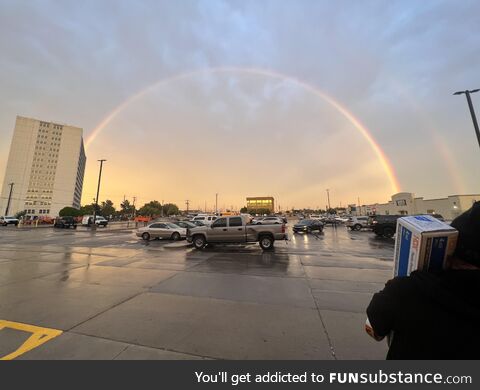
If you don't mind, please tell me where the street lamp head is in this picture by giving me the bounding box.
[453,91,465,95]
[470,89,480,94]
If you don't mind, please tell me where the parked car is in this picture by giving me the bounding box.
[136,222,186,241]
[0,216,19,226]
[190,220,206,227]
[321,216,338,225]
[172,221,197,229]
[293,219,324,233]
[253,216,283,225]
[190,214,218,226]
[251,217,265,224]
[370,213,446,238]
[187,215,287,250]
[81,215,108,227]
[346,216,370,231]
[53,216,77,229]
[370,215,402,238]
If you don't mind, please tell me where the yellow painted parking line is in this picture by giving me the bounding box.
[0,320,62,360]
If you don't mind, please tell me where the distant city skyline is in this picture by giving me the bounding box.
[1,0,479,210]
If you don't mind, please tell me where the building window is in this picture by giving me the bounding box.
[396,200,407,206]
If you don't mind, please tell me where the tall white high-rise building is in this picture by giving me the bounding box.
[0,116,86,218]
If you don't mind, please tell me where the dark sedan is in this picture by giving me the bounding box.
[293,219,324,233]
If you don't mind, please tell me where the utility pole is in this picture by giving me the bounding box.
[204,200,207,213]
[185,199,190,215]
[132,196,137,218]
[92,159,106,231]
[358,196,361,216]
[5,182,14,216]
[454,89,480,149]
[215,193,218,215]
[326,189,331,211]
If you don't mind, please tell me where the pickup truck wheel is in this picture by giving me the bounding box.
[142,232,150,241]
[193,235,206,249]
[354,224,362,231]
[171,232,181,241]
[259,236,274,250]
[383,227,395,238]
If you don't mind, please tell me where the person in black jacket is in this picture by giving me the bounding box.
[366,201,480,359]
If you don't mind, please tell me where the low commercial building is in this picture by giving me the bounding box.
[356,192,479,220]
[246,196,275,214]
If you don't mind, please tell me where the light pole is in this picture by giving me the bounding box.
[215,193,218,215]
[5,182,14,216]
[92,159,106,231]
[453,89,480,149]
[326,189,331,212]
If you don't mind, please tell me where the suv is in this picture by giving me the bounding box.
[54,216,77,229]
[0,216,19,226]
[370,215,401,238]
[370,213,446,238]
[346,216,370,231]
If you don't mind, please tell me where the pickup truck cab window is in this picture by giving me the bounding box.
[229,217,242,227]
[212,218,227,228]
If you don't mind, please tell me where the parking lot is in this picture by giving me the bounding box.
[0,221,394,360]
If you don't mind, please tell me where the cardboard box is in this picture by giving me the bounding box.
[393,215,458,277]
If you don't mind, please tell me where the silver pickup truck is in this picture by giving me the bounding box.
[186,215,287,250]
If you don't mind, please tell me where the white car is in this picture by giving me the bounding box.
[136,222,186,241]
[190,215,218,226]
[0,216,19,226]
[346,216,370,231]
[253,216,284,225]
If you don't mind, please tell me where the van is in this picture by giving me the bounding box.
[190,214,218,226]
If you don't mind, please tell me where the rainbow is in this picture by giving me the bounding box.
[86,66,401,193]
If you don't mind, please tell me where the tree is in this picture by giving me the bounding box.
[100,199,115,217]
[137,200,163,217]
[120,199,135,215]
[14,210,26,219]
[80,203,99,215]
[59,207,82,217]
[163,203,179,216]
[240,207,248,213]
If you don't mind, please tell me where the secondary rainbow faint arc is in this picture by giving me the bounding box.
[86,66,401,193]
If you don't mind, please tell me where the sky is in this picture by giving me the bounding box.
[0,0,479,211]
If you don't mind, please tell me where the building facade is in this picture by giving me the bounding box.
[246,196,275,214]
[351,192,479,220]
[0,116,86,218]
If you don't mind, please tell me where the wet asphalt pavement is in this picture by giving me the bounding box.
[0,222,394,360]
